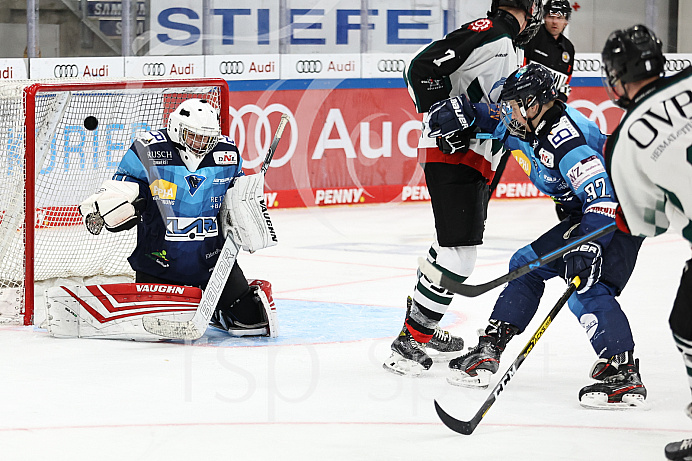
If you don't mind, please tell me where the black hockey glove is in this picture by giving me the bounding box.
[563,241,602,294]
[436,130,473,154]
[427,95,475,138]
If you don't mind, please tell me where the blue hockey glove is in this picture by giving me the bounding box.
[563,242,602,294]
[427,95,475,138]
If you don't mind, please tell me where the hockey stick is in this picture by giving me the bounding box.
[435,276,581,435]
[419,222,616,297]
[142,114,290,340]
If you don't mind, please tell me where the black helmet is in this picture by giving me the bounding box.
[492,0,544,45]
[601,24,665,108]
[545,0,572,19]
[499,63,558,138]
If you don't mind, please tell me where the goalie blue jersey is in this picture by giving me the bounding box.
[113,128,242,287]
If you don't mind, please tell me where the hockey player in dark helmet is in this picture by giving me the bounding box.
[490,0,544,45]
[423,62,647,409]
[384,1,544,377]
[498,63,559,139]
[601,24,666,109]
[602,25,692,461]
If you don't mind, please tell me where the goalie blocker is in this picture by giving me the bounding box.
[45,279,277,340]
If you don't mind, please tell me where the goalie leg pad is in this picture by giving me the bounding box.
[45,283,201,341]
[220,173,278,253]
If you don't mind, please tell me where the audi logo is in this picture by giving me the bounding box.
[377,59,406,73]
[142,63,166,77]
[54,64,79,78]
[219,61,245,75]
[573,59,602,72]
[665,59,692,72]
[229,104,298,169]
[296,60,323,74]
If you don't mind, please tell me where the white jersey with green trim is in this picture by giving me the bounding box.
[606,67,692,243]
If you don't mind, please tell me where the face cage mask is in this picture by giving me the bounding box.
[601,70,632,109]
[181,126,220,158]
[500,100,532,139]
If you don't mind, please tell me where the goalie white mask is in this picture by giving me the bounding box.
[167,99,221,172]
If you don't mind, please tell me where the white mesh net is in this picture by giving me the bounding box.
[0,79,225,325]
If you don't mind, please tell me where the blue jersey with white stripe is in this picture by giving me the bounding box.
[476,102,616,245]
[113,128,242,286]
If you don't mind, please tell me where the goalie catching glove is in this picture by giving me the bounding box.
[220,173,278,253]
[427,95,476,154]
[79,180,144,235]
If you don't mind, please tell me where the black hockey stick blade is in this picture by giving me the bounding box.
[434,277,580,435]
[419,222,616,297]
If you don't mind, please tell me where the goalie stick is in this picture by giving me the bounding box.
[419,222,616,297]
[142,114,290,340]
[435,277,581,435]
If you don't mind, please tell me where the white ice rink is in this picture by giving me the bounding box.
[1,198,690,460]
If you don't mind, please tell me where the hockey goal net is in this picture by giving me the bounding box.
[0,78,230,326]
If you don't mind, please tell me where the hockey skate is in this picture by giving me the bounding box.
[403,297,464,362]
[447,320,517,388]
[579,352,647,409]
[447,335,501,388]
[666,438,692,460]
[383,326,433,377]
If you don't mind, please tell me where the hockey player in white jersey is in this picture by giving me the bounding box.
[383,0,543,377]
[601,24,692,460]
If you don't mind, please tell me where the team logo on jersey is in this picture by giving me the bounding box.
[549,117,579,148]
[138,130,167,146]
[185,174,206,197]
[146,250,170,268]
[562,51,570,63]
[214,150,238,165]
[150,179,177,201]
[469,18,492,32]
[510,149,532,176]
[165,216,218,241]
[538,149,555,168]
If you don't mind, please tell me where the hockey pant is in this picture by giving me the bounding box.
[407,242,477,342]
[670,258,692,400]
[488,220,643,359]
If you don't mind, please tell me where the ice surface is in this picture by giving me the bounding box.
[0,199,689,460]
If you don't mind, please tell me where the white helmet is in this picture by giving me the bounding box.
[167,99,221,172]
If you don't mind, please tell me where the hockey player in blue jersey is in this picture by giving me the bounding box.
[425,63,646,408]
[78,98,277,338]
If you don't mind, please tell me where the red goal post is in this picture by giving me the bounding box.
[0,78,230,325]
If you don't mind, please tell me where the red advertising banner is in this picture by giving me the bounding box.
[229,84,624,208]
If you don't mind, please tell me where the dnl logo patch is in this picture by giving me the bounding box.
[150,179,177,201]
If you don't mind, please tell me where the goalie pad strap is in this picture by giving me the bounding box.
[220,173,278,252]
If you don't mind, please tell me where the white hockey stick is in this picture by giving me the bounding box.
[142,114,290,340]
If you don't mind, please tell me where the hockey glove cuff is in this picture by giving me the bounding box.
[563,242,602,294]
